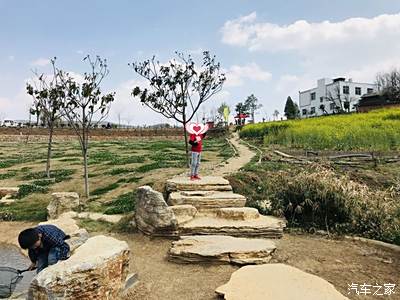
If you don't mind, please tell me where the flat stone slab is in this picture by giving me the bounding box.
[217,207,259,221]
[179,215,285,238]
[166,176,232,192]
[169,205,197,224]
[216,263,349,300]
[168,191,245,210]
[169,235,276,265]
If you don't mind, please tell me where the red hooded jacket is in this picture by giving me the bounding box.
[189,133,205,153]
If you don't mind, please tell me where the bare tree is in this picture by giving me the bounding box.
[319,104,328,115]
[325,85,351,114]
[273,109,279,121]
[56,55,115,197]
[129,51,225,165]
[26,58,65,178]
[376,69,400,102]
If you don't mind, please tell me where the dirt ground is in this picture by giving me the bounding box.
[114,232,400,300]
[1,222,399,300]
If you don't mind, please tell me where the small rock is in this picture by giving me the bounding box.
[47,192,80,219]
[0,187,19,198]
[216,207,260,221]
[169,205,197,224]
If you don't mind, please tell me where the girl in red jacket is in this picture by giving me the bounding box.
[188,132,206,180]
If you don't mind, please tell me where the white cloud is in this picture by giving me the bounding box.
[30,58,51,67]
[224,63,272,87]
[76,50,84,55]
[221,12,400,53]
[8,56,15,62]
[221,12,400,112]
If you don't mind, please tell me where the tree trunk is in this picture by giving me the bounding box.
[45,124,54,178]
[83,147,89,198]
[183,120,190,168]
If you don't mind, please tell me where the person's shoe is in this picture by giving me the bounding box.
[190,176,196,181]
[194,175,201,180]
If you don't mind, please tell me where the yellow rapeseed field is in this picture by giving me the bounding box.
[240,108,400,151]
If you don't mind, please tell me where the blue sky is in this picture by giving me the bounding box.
[1,0,400,125]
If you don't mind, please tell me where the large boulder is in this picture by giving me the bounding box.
[135,186,178,235]
[169,235,276,265]
[216,263,349,300]
[28,235,130,300]
[47,192,80,220]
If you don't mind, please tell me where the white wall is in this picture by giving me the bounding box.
[299,78,377,118]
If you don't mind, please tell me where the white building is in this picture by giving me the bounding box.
[299,78,377,118]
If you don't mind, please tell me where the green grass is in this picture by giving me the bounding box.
[21,169,76,182]
[240,108,400,151]
[91,182,120,196]
[103,191,136,215]
[0,198,48,221]
[135,161,185,173]
[0,170,18,180]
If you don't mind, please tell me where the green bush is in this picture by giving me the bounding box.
[17,184,48,199]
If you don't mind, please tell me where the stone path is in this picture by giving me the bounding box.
[164,176,286,264]
[210,132,256,176]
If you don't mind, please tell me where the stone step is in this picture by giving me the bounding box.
[178,215,286,239]
[166,176,232,192]
[168,191,246,210]
[169,235,276,265]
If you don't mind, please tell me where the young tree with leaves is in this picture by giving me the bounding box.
[56,56,115,197]
[26,59,64,178]
[217,102,230,126]
[129,51,225,165]
[284,96,298,119]
[235,102,248,125]
[244,94,262,123]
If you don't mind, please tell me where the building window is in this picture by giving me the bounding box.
[302,109,307,115]
[367,88,374,94]
[320,97,324,102]
[310,107,315,114]
[343,86,349,94]
[355,87,361,95]
[310,92,316,100]
[330,103,335,110]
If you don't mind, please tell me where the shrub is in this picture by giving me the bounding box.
[269,167,400,244]
[17,184,48,198]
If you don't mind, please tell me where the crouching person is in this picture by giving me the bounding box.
[18,224,70,273]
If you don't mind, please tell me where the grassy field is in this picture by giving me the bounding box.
[240,108,400,151]
[0,136,233,221]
